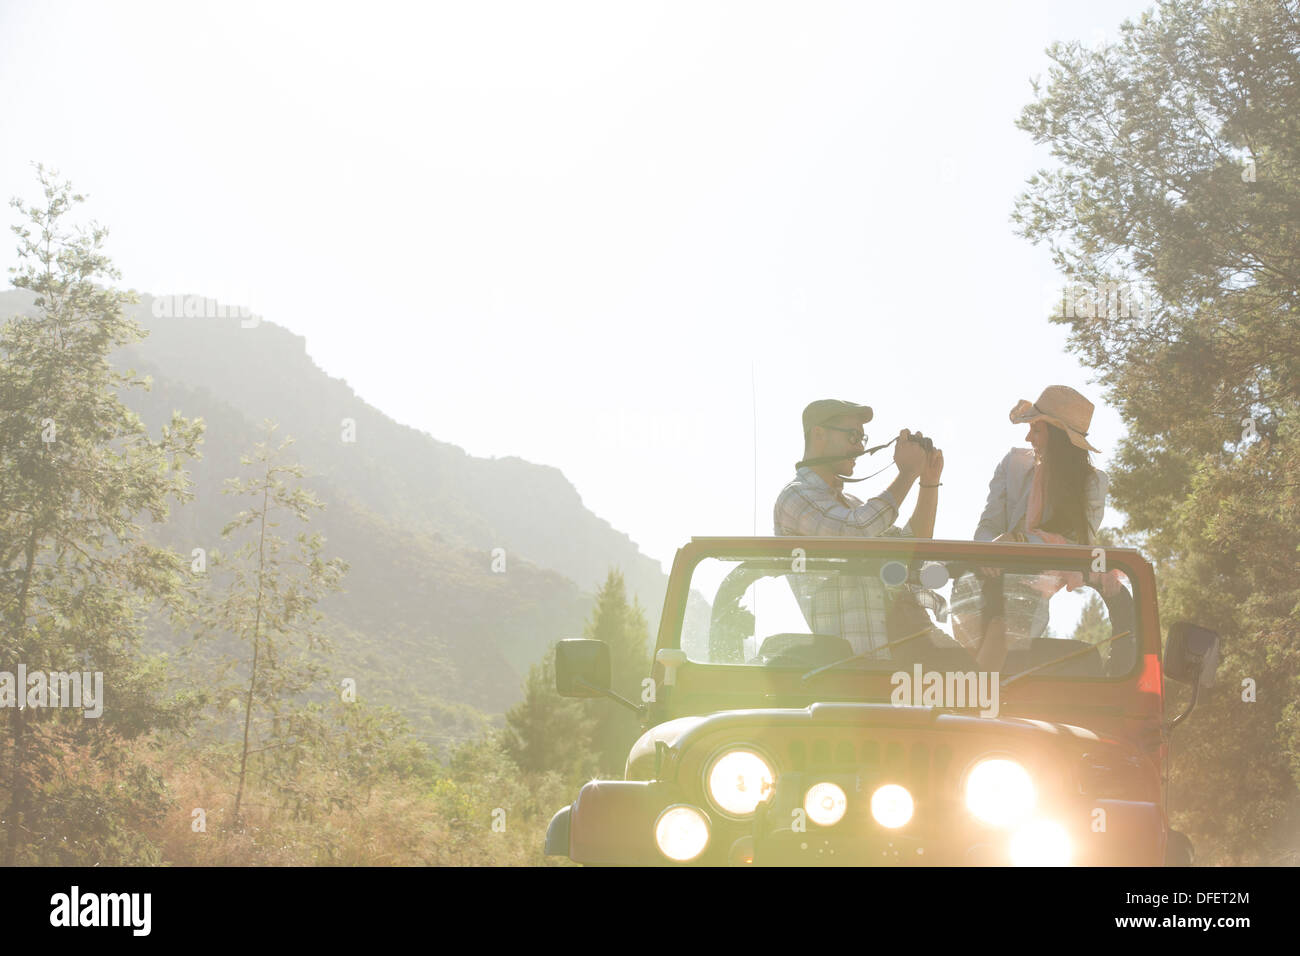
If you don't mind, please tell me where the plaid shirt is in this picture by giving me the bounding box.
[774,467,912,539]
[774,467,942,657]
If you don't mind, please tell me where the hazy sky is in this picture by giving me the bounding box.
[1,0,1158,576]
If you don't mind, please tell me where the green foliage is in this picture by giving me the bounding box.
[0,166,203,864]
[193,423,439,836]
[242,699,429,822]
[499,570,650,784]
[149,728,570,866]
[499,642,598,782]
[0,169,649,865]
[23,761,169,866]
[1070,592,1114,666]
[1014,0,1300,863]
[424,736,572,865]
[583,569,651,777]
[1070,593,1110,646]
[197,421,349,824]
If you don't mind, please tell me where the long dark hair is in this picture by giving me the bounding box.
[1038,424,1096,543]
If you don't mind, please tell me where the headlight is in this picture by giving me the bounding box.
[655,805,711,862]
[804,782,847,826]
[870,784,914,828]
[706,749,775,816]
[1009,820,1071,866]
[965,758,1035,827]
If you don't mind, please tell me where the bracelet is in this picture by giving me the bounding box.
[920,482,942,488]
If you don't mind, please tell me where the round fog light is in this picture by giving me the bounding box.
[804,782,848,826]
[870,784,914,829]
[655,805,710,862]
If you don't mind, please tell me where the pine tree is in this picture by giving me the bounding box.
[1069,593,1109,645]
[1070,592,1113,665]
[500,643,597,781]
[0,167,204,863]
[583,569,651,777]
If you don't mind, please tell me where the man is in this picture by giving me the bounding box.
[773,399,945,656]
[775,399,944,538]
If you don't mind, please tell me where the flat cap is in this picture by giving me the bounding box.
[802,399,873,435]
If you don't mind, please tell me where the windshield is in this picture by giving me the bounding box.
[680,551,1137,681]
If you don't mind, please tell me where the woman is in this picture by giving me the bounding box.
[977,385,1106,546]
[953,385,1112,666]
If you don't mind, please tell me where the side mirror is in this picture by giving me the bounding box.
[1164,622,1220,687]
[555,639,611,698]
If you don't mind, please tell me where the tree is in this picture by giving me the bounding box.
[583,569,651,776]
[1014,0,1299,862]
[1070,592,1112,664]
[0,167,204,864]
[199,421,347,825]
[500,642,598,781]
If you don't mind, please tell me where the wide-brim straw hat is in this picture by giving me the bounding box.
[1009,385,1101,453]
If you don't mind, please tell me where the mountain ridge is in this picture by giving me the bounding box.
[0,287,669,742]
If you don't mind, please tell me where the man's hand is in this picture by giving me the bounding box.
[897,430,941,538]
[920,446,944,485]
[893,429,926,479]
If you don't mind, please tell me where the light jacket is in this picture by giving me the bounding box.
[974,448,1107,545]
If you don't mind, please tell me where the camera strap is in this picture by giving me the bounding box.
[795,437,899,483]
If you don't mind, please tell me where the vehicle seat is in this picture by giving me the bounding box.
[753,633,853,668]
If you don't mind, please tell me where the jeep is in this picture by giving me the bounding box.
[544,536,1218,866]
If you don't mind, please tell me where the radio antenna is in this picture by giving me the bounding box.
[751,359,757,536]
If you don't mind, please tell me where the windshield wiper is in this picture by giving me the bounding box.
[999,631,1133,689]
[801,626,934,681]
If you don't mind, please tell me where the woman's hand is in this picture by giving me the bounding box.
[977,531,1008,578]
